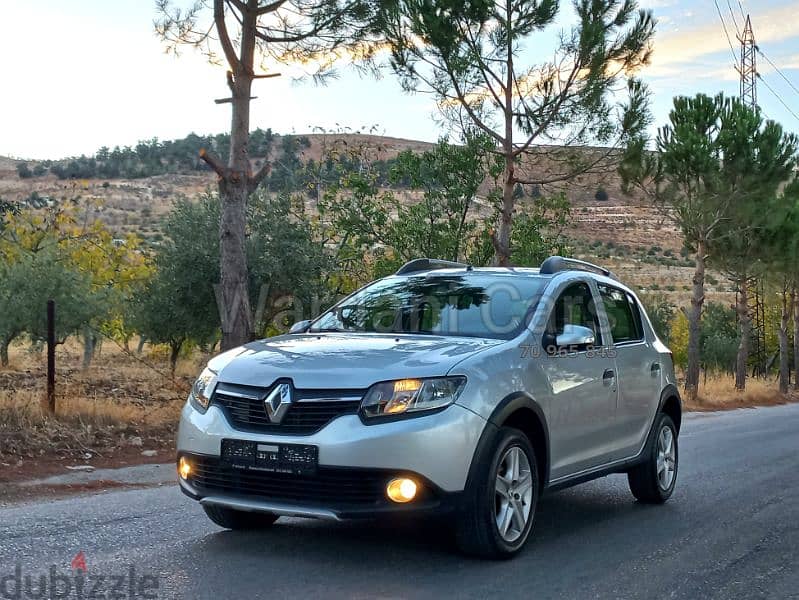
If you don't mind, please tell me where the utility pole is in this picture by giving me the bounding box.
[737,14,768,376]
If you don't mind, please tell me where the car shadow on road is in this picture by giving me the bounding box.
[186,475,668,565]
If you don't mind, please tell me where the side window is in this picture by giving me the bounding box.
[545,282,603,347]
[598,284,644,344]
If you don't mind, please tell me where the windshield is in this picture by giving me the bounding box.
[310,274,547,340]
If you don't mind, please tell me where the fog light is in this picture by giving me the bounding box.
[178,456,191,480]
[387,478,418,503]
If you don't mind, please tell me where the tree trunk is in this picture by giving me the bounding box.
[81,326,96,370]
[778,286,790,395]
[735,279,750,391]
[794,286,799,391]
[495,152,514,266]
[218,177,253,350]
[684,240,706,402]
[136,336,146,355]
[169,341,182,374]
[217,4,257,351]
[0,337,10,367]
[494,4,515,268]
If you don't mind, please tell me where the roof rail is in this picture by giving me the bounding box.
[395,258,471,275]
[539,255,617,280]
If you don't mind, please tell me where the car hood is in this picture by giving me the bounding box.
[210,332,502,390]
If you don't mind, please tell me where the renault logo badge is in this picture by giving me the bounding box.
[264,382,293,423]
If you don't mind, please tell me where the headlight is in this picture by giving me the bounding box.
[360,377,466,419]
[189,367,218,413]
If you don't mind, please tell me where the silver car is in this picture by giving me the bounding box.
[177,256,681,558]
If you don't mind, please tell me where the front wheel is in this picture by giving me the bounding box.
[455,427,539,558]
[627,413,678,503]
[203,505,279,530]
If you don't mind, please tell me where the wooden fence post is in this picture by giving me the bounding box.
[47,299,55,414]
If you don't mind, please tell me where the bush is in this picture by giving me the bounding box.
[640,293,675,344]
[16,163,32,179]
[700,302,738,374]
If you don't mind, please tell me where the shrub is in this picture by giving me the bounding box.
[16,163,32,179]
[640,293,675,344]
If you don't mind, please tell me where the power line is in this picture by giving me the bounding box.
[714,0,741,68]
[757,49,799,98]
[737,0,746,21]
[757,74,799,124]
[726,0,741,34]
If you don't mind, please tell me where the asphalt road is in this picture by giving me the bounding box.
[1,404,798,599]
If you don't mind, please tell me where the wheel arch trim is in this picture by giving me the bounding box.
[465,393,551,490]
[658,384,682,432]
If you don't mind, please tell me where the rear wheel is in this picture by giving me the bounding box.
[455,427,539,558]
[627,413,678,503]
[202,505,279,530]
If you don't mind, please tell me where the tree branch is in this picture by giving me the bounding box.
[256,0,287,15]
[214,0,242,71]
[248,160,272,192]
[199,148,227,177]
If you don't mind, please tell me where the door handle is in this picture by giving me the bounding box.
[602,369,616,386]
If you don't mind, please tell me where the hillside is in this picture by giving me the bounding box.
[0,133,733,303]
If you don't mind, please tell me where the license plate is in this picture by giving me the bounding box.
[221,439,318,475]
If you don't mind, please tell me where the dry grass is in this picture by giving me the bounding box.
[0,340,201,460]
[686,373,797,411]
[2,339,796,463]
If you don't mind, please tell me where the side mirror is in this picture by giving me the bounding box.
[289,319,311,334]
[555,324,595,348]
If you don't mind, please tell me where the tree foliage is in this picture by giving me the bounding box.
[378,0,654,264]
[129,190,332,367]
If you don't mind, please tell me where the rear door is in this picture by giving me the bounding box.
[542,280,619,480]
[597,283,661,459]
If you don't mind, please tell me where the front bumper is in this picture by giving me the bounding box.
[177,401,486,517]
[178,453,463,519]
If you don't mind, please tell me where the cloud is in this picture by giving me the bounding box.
[648,4,799,77]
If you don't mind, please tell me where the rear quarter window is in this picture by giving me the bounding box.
[598,284,644,344]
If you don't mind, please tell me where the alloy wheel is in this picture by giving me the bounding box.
[494,446,534,543]
[656,425,676,490]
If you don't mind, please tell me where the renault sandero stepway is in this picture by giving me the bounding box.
[177,256,681,558]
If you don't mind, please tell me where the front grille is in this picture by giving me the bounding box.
[188,455,388,507]
[212,383,363,435]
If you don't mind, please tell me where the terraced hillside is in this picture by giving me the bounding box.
[0,134,734,304]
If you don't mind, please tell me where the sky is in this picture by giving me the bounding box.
[1,0,799,159]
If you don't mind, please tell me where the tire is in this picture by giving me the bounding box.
[627,413,678,503]
[202,505,279,530]
[455,427,539,559]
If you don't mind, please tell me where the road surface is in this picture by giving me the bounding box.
[1,404,798,599]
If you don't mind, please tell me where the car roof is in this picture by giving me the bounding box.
[390,265,640,300]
